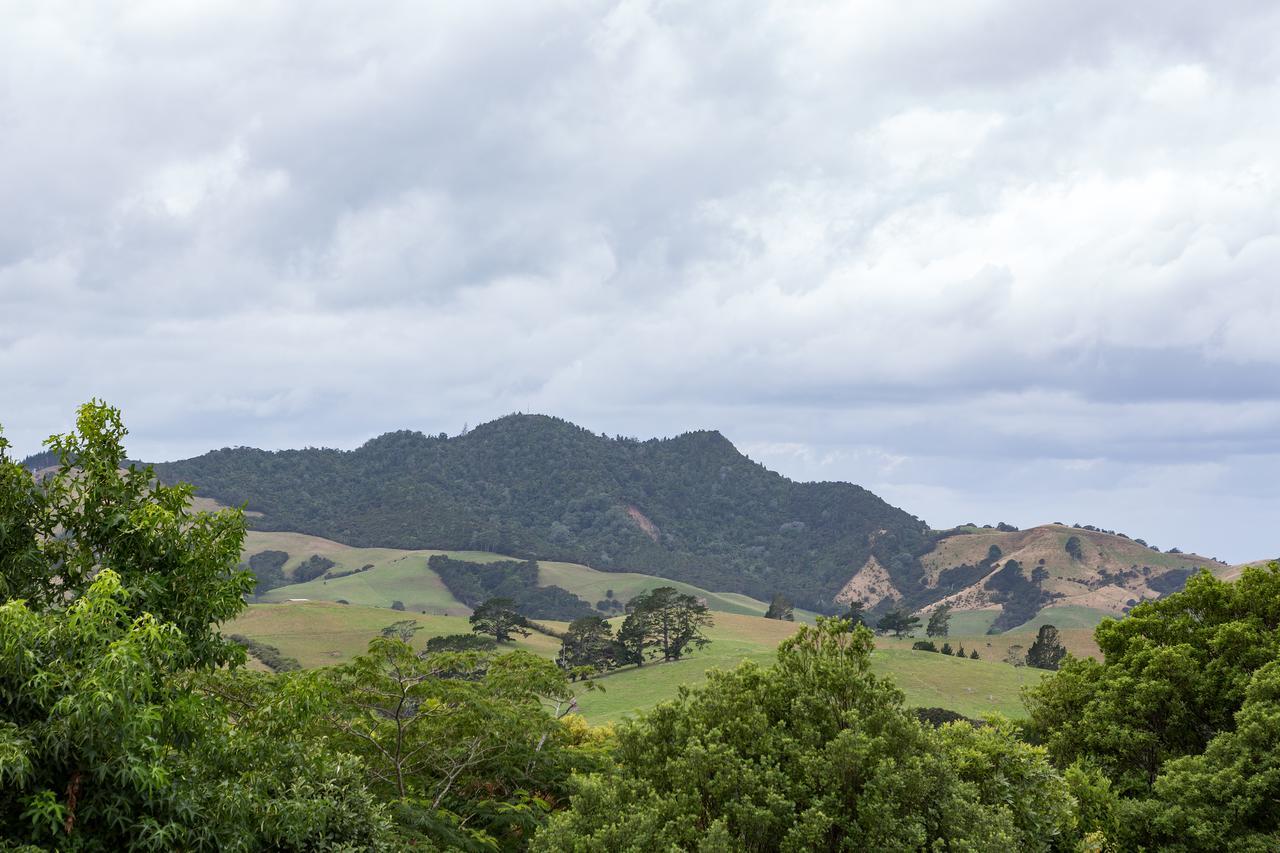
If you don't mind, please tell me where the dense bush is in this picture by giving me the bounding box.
[430,555,595,620]
[228,633,302,672]
[292,553,336,583]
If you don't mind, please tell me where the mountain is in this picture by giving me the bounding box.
[154,414,932,612]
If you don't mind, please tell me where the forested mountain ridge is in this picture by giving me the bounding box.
[152,414,931,611]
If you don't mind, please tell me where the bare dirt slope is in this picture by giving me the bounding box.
[839,523,1226,627]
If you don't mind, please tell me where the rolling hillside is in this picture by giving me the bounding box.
[238,530,815,620]
[841,523,1227,632]
[155,414,932,612]
[153,416,1242,621]
[226,602,1047,722]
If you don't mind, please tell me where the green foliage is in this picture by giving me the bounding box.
[317,635,596,848]
[246,549,289,595]
[842,598,867,625]
[912,640,938,652]
[763,592,794,621]
[927,604,952,638]
[559,615,616,674]
[154,414,933,612]
[626,586,713,663]
[227,633,301,673]
[430,555,595,621]
[426,633,498,654]
[292,553,335,583]
[1064,536,1084,561]
[3,402,252,668]
[0,403,392,849]
[986,559,1054,633]
[1024,564,1280,849]
[1026,625,1066,671]
[534,618,1076,851]
[1142,659,1280,849]
[471,597,533,643]
[876,607,921,637]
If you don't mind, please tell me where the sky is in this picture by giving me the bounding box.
[3,1,1279,563]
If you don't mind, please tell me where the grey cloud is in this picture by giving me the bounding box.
[3,1,1280,563]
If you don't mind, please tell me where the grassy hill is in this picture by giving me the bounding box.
[239,530,817,620]
[226,601,1048,723]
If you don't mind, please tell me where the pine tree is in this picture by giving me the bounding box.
[926,604,952,638]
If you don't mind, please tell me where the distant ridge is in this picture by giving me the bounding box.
[155,413,931,612]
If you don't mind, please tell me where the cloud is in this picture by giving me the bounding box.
[2,1,1279,562]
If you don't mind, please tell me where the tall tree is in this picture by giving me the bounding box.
[469,597,531,643]
[630,587,714,662]
[0,403,392,848]
[1025,624,1066,671]
[842,599,867,627]
[876,607,921,638]
[926,604,952,638]
[559,614,616,673]
[615,607,655,666]
[764,593,795,621]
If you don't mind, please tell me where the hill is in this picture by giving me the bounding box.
[156,414,933,611]
[237,530,816,620]
[226,602,1046,722]
[841,523,1225,632]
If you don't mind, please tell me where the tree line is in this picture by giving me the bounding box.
[465,587,716,677]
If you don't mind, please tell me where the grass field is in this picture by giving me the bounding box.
[227,601,564,668]
[245,531,797,621]
[228,603,1049,723]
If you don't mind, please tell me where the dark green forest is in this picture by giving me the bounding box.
[4,403,1280,850]
[153,414,942,612]
[428,555,596,621]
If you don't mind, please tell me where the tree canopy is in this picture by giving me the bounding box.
[534,618,1077,850]
[1024,563,1280,848]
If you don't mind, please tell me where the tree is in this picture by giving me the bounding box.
[1005,644,1026,666]
[559,614,616,673]
[842,598,867,626]
[390,599,406,611]
[533,618,1077,851]
[926,604,952,638]
[628,587,713,662]
[1024,563,1280,848]
[615,607,654,666]
[469,596,531,642]
[320,635,587,847]
[1,401,250,667]
[0,402,392,848]
[1025,624,1066,670]
[956,644,966,657]
[876,607,921,637]
[764,592,794,621]
[940,642,954,656]
[1064,535,1084,560]
[425,633,497,654]
[969,649,980,660]
[381,619,421,642]
[1026,564,1280,799]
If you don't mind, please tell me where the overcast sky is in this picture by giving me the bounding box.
[3,1,1279,562]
